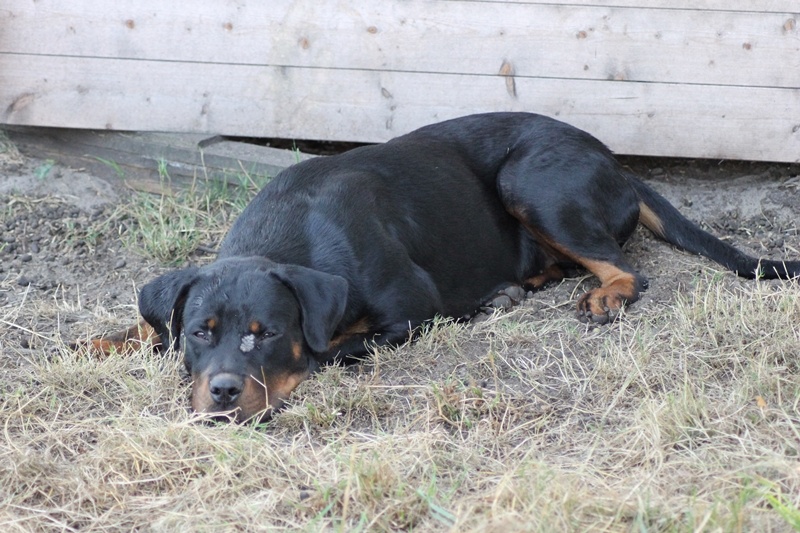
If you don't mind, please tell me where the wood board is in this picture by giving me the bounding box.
[4,127,314,189]
[2,1,799,162]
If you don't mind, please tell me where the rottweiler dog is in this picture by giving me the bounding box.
[132,112,798,422]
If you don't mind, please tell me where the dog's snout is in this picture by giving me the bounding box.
[209,373,244,405]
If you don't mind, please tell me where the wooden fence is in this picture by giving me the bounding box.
[2,1,799,162]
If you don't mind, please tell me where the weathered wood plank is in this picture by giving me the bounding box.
[2,1,798,88]
[4,127,313,187]
[2,1,799,161]
[465,0,800,13]
[3,54,799,162]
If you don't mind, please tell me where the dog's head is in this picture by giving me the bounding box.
[139,257,348,422]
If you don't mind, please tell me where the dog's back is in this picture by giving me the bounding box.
[219,115,553,319]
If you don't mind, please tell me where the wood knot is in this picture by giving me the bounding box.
[498,60,517,99]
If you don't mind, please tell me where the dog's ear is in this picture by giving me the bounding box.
[138,267,199,352]
[270,265,348,353]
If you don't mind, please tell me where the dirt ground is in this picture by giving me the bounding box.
[0,144,797,403]
[1,144,798,356]
[2,138,800,531]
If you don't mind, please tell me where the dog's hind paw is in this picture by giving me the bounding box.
[576,288,626,324]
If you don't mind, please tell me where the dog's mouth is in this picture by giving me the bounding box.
[191,369,309,423]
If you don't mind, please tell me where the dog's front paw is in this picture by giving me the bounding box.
[483,285,528,312]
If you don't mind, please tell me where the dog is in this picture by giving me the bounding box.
[125,112,798,422]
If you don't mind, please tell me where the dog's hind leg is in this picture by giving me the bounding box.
[525,226,646,323]
[497,149,646,323]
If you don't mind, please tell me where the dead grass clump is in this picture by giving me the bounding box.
[0,130,23,165]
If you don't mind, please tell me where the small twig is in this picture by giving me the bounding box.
[0,318,58,343]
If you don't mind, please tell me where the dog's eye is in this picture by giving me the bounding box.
[193,330,211,341]
[260,331,275,340]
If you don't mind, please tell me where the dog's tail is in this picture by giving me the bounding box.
[629,174,800,280]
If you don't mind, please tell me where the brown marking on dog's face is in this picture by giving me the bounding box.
[191,366,311,422]
[249,320,262,334]
[264,369,310,411]
[237,374,271,420]
[328,316,371,350]
[292,340,303,361]
[191,372,214,414]
[206,317,217,331]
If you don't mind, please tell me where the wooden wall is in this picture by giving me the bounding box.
[1,1,799,162]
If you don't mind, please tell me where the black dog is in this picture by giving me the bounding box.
[136,112,799,422]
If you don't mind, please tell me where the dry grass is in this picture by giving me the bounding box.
[0,131,23,165]
[1,160,799,531]
[2,270,799,531]
[119,170,269,265]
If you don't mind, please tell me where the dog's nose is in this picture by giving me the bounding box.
[209,373,244,405]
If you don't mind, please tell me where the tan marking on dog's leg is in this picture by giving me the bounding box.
[507,212,642,324]
[638,202,665,238]
[575,259,640,324]
[525,264,566,289]
[81,321,160,356]
[327,317,371,350]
